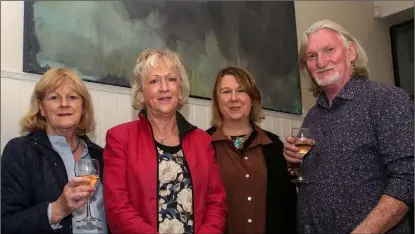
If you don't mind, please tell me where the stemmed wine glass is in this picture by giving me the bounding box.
[74,158,101,223]
[291,128,314,184]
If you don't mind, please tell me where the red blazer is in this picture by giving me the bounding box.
[103,112,227,234]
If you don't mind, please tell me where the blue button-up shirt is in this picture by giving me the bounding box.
[47,135,108,233]
[298,77,414,234]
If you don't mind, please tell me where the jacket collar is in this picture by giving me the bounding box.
[26,129,99,151]
[138,109,197,140]
[26,129,54,148]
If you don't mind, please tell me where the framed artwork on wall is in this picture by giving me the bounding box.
[23,1,302,114]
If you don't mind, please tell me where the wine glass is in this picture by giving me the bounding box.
[74,158,101,223]
[291,128,314,184]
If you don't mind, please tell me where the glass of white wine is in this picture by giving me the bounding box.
[291,128,314,184]
[74,158,100,223]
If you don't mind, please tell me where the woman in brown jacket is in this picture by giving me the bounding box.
[206,66,297,234]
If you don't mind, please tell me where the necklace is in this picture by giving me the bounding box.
[71,137,81,153]
[154,124,178,145]
[224,126,252,150]
[227,134,250,150]
[155,133,174,145]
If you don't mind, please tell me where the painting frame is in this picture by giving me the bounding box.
[22,0,303,114]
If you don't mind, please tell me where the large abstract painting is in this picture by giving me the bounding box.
[23,1,302,114]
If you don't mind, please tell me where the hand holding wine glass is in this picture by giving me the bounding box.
[284,135,314,163]
[284,128,314,184]
[50,177,95,224]
[74,158,101,223]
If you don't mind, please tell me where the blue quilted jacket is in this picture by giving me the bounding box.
[1,130,103,234]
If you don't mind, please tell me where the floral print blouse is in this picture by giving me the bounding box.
[157,142,194,234]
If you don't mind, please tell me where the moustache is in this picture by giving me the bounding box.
[316,67,336,73]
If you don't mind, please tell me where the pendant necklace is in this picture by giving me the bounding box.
[225,128,252,150]
[154,124,178,145]
[227,135,249,150]
[155,134,174,145]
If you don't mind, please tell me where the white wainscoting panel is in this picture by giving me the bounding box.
[1,70,304,152]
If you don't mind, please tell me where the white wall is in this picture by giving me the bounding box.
[1,1,24,72]
[1,1,402,152]
[0,71,303,151]
[1,2,304,152]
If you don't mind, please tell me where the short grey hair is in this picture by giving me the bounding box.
[131,48,190,110]
[298,19,369,97]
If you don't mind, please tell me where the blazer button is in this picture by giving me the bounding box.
[54,163,58,167]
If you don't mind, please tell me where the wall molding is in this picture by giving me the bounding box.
[1,69,305,121]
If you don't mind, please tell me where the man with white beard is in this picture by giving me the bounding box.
[284,20,414,234]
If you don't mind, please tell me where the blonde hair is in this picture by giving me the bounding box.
[211,66,264,128]
[130,48,190,110]
[298,19,369,97]
[19,68,95,135]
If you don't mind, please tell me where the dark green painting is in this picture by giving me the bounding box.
[23,1,302,114]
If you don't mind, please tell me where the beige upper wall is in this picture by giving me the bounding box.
[1,1,24,72]
[1,1,398,113]
[375,1,414,17]
[294,1,395,111]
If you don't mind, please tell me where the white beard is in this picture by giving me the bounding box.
[314,57,352,87]
[314,69,341,87]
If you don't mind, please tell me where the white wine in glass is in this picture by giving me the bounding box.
[291,128,314,184]
[295,142,313,156]
[74,158,101,223]
[79,174,99,188]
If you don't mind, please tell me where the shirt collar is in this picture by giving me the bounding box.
[211,122,258,142]
[210,122,272,147]
[48,135,68,148]
[48,135,89,158]
[317,76,365,108]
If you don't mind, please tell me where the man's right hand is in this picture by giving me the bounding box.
[283,136,303,163]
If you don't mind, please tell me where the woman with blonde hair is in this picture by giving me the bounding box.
[103,48,227,234]
[1,68,108,234]
[206,66,297,234]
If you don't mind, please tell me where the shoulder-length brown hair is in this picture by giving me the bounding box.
[211,66,264,128]
[19,68,95,135]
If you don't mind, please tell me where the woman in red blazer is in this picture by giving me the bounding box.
[103,49,227,234]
